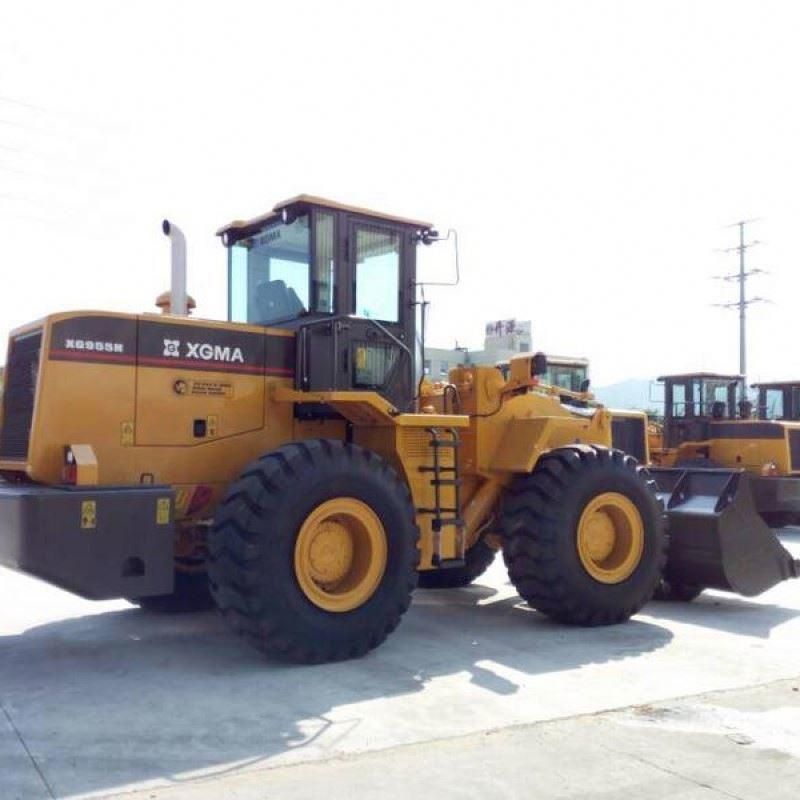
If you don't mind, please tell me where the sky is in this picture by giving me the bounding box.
[1,0,799,386]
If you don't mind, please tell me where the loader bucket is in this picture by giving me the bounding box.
[648,467,800,596]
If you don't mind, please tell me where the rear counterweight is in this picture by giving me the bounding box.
[0,483,175,600]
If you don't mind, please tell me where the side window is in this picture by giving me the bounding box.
[313,211,335,313]
[355,225,400,322]
[672,383,686,417]
[766,389,784,420]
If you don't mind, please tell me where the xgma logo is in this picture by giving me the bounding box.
[162,338,245,364]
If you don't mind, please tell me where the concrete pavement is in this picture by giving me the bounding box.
[1,531,799,799]
[110,679,800,800]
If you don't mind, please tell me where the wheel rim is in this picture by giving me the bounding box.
[576,492,644,584]
[294,498,388,613]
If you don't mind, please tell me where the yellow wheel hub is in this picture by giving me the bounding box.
[577,492,644,584]
[294,498,388,613]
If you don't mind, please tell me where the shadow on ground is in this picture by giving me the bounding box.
[641,527,800,637]
[0,580,674,798]
[644,591,800,638]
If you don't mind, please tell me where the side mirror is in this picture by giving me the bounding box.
[580,378,591,393]
[531,352,548,377]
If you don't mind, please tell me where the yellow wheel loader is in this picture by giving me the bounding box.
[650,372,800,525]
[0,196,797,663]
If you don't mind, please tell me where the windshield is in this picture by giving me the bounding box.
[545,364,588,392]
[668,379,737,417]
[698,380,731,415]
[228,212,335,325]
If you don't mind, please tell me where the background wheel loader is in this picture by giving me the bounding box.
[0,195,797,663]
[649,372,800,526]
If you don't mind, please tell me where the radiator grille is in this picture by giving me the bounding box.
[611,416,647,463]
[0,329,42,459]
[400,428,433,460]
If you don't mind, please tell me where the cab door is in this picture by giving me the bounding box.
[344,217,415,406]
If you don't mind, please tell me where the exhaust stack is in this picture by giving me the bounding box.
[162,219,187,316]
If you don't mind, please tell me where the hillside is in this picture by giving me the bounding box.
[593,378,661,412]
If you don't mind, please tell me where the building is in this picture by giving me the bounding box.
[424,319,532,378]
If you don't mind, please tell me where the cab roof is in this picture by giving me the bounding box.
[752,381,800,388]
[216,194,434,238]
[546,355,590,367]
[657,372,744,382]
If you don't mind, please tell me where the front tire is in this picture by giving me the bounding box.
[501,445,666,626]
[207,440,419,663]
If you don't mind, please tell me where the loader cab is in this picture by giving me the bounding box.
[659,372,745,449]
[218,195,434,411]
[753,381,800,421]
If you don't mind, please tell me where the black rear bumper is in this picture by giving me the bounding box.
[0,482,175,600]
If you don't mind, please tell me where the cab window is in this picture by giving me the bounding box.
[701,381,729,415]
[229,211,336,325]
[313,211,335,313]
[672,383,687,417]
[764,389,784,420]
[546,365,587,392]
[354,225,400,322]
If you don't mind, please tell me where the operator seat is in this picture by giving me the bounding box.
[255,279,305,323]
[711,401,726,420]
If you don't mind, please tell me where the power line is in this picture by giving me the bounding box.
[712,219,769,386]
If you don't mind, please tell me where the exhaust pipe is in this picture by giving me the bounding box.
[162,219,187,316]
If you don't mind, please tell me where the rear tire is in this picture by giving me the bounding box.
[207,440,419,663]
[417,539,497,589]
[501,445,666,626]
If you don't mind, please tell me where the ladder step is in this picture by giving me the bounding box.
[432,517,464,531]
[430,557,467,570]
[424,426,464,565]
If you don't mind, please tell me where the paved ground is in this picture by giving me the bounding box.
[1,531,799,799]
